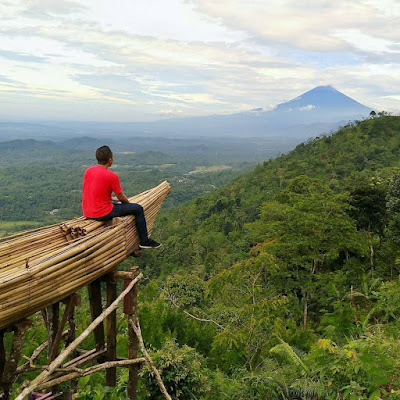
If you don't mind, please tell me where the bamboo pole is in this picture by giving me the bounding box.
[106,272,117,387]
[127,267,139,400]
[63,349,106,369]
[36,358,146,391]
[16,341,48,374]
[88,279,106,363]
[0,242,126,315]
[65,295,79,395]
[129,318,172,400]
[46,303,60,396]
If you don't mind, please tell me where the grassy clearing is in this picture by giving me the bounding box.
[188,165,232,174]
[158,163,175,168]
[0,221,43,238]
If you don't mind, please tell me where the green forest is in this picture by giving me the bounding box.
[0,140,252,234]
[3,115,400,399]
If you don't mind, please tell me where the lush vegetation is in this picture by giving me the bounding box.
[0,139,255,235]
[3,115,400,399]
[136,116,400,399]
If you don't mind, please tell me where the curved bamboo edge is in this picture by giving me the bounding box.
[0,181,171,331]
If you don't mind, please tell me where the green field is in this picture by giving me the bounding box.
[0,220,43,237]
[188,165,232,174]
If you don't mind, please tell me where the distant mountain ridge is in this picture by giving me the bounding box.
[0,86,373,140]
[240,85,370,131]
[135,85,372,138]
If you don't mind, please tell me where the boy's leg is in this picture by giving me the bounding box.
[111,203,149,244]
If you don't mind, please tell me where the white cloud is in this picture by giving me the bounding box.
[298,105,316,111]
[194,0,400,52]
[383,95,400,101]
[21,0,84,17]
[157,109,185,117]
[0,0,399,120]
[366,0,400,18]
[333,29,397,54]
[152,92,224,105]
[82,0,245,43]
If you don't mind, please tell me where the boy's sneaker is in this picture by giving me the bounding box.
[139,238,162,249]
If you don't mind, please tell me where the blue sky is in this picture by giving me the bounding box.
[0,0,399,121]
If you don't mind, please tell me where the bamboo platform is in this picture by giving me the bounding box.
[0,180,171,331]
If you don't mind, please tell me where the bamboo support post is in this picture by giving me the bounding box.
[46,303,60,395]
[115,271,135,280]
[46,304,59,362]
[126,267,140,400]
[106,272,117,387]
[49,297,75,362]
[88,279,106,363]
[65,295,79,394]
[0,330,5,391]
[1,320,32,397]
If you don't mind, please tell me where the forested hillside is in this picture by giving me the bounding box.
[144,116,400,277]
[133,116,400,399]
[4,116,400,399]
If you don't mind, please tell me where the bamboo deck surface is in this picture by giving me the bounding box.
[0,181,171,331]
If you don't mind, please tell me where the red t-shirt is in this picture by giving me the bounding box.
[82,165,123,218]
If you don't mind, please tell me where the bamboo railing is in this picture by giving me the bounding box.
[0,181,171,331]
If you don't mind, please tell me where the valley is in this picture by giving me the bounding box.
[0,134,285,235]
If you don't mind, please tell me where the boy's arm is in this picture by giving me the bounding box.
[115,192,130,203]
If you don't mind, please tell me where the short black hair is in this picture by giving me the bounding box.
[96,146,113,164]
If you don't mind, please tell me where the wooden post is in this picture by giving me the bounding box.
[46,303,59,360]
[61,294,80,396]
[1,320,31,397]
[126,266,139,400]
[88,279,106,363]
[41,309,48,332]
[106,272,117,386]
[49,297,75,362]
[46,303,59,395]
[64,295,78,395]
[0,329,5,397]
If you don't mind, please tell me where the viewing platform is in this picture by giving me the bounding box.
[0,181,171,399]
[0,180,170,331]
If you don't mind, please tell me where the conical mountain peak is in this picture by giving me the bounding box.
[275,85,370,113]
